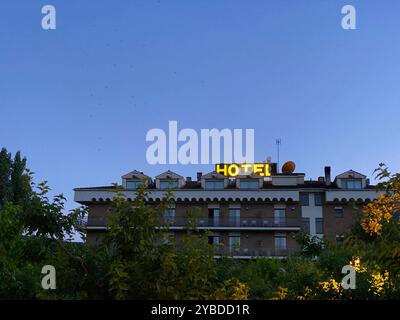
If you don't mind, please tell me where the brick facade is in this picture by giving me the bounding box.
[75,167,379,258]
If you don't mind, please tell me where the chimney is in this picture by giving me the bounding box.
[366,178,370,186]
[186,176,192,182]
[197,172,202,181]
[318,176,325,183]
[324,166,331,186]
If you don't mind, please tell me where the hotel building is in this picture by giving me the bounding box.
[74,165,379,258]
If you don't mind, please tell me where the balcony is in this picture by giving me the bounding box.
[164,217,300,230]
[81,216,301,231]
[214,247,297,258]
[78,216,106,229]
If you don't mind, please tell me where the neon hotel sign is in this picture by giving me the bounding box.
[215,163,277,177]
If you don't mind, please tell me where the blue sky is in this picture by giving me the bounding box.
[1,0,399,212]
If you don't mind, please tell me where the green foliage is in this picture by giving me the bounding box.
[167,222,218,299]
[224,258,284,299]
[294,232,325,258]
[0,148,31,206]
[277,257,323,299]
[0,148,12,205]
[1,150,400,300]
[102,185,236,299]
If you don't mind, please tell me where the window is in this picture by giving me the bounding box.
[159,180,179,189]
[163,233,175,244]
[229,209,241,226]
[315,218,324,234]
[302,218,310,234]
[126,180,143,190]
[300,193,309,206]
[335,208,344,218]
[274,236,287,250]
[205,180,224,190]
[336,235,345,244]
[239,179,259,189]
[274,209,286,225]
[229,236,240,253]
[208,235,220,245]
[208,208,220,226]
[341,179,362,189]
[314,194,322,206]
[163,209,176,220]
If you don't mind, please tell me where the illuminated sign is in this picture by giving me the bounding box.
[215,163,277,177]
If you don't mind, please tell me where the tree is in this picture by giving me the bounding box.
[294,232,326,258]
[0,148,31,207]
[357,165,400,293]
[3,149,400,300]
[361,164,400,236]
[102,183,248,300]
[0,148,89,299]
[10,151,30,204]
[0,148,12,205]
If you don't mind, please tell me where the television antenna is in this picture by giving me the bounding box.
[276,138,281,172]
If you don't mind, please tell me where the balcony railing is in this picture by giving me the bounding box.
[82,216,301,229]
[214,246,296,257]
[162,217,300,229]
[79,216,105,227]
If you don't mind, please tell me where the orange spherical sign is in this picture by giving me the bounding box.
[282,161,296,174]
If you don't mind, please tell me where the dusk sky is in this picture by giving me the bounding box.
[1,0,399,212]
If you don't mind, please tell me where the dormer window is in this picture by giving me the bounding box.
[159,179,179,189]
[122,170,150,190]
[155,170,184,189]
[335,170,366,190]
[126,180,143,190]
[205,180,224,190]
[200,171,227,189]
[239,179,259,189]
[341,178,362,189]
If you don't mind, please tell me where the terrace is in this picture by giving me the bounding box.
[80,216,301,231]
